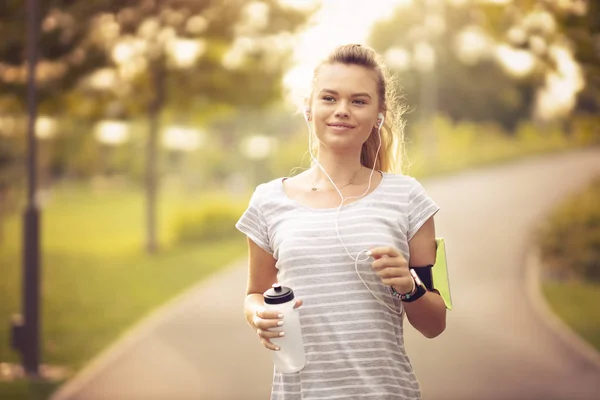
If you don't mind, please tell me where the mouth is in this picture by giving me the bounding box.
[327,122,356,129]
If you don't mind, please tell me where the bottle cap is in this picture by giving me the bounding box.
[263,283,295,304]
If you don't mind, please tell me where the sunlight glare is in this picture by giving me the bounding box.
[95,121,129,146]
[384,47,411,71]
[112,41,136,64]
[495,44,536,78]
[169,39,205,69]
[162,126,204,152]
[88,68,118,90]
[284,0,414,107]
[455,26,493,65]
[534,44,584,120]
[36,116,58,140]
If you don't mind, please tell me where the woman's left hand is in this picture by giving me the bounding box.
[368,246,413,294]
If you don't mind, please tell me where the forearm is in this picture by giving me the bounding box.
[403,291,446,338]
[244,293,264,329]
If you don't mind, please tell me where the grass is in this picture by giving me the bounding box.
[0,181,247,399]
[536,175,600,353]
[405,115,600,178]
[542,282,600,352]
[535,176,600,282]
[0,380,61,400]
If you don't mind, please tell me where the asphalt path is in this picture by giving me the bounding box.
[51,148,600,400]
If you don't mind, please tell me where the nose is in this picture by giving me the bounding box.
[334,102,350,118]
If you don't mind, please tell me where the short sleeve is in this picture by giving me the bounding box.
[407,177,440,241]
[235,185,273,254]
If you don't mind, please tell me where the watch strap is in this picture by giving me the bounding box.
[391,269,427,302]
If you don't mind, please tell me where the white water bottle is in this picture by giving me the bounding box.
[263,283,306,373]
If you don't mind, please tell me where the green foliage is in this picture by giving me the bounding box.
[570,113,600,146]
[0,0,124,108]
[543,281,600,352]
[368,1,540,130]
[0,134,24,241]
[537,176,600,282]
[243,112,598,188]
[403,114,599,178]
[0,379,60,400]
[268,123,313,177]
[551,1,600,113]
[368,0,598,128]
[93,0,313,119]
[173,197,247,245]
[0,135,23,191]
[0,183,246,391]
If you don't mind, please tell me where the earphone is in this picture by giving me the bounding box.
[303,106,311,121]
[377,112,385,130]
[303,107,403,316]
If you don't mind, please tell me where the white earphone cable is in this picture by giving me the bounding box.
[304,114,403,316]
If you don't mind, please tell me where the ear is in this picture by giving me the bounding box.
[304,106,312,122]
[376,112,385,129]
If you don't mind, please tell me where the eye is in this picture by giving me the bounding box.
[353,99,367,105]
[321,95,335,102]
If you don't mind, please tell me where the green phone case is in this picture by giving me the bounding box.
[434,238,453,310]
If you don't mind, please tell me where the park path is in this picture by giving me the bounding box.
[51,148,600,400]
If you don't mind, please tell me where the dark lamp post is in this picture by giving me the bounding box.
[10,0,41,376]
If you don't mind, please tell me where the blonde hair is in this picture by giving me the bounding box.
[309,44,407,173]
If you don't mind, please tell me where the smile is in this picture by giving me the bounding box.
[327,123,355,130]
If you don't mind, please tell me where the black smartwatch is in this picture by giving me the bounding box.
[391,269,427,302]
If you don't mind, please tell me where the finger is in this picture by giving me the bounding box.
[375,268,409,280]
[254,315,285,331]
[367,246,401,259]
[372,257,408,272]
[257,328,286,340]
[256,310,283,320]
[261,338,280,351]
[293,299,303,309]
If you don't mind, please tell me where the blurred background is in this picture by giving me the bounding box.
[0,0,598,399]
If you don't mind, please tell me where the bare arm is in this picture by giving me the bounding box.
[243,237,278,329]
[243,237,303,351]
[403,216,447,338]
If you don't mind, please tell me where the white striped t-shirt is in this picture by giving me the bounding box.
[236,172,440,400]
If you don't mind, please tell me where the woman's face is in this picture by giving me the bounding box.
[310,63,381,153]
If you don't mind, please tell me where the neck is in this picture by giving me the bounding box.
[311,148,364,187]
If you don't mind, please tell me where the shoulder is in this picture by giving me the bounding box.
[379,173,435,208]
[254,177,283,195]
[382,172,414,183]
[381,172,421,191]
[249,177,285,205]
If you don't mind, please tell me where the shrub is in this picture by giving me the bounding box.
[569,113,600,147]
[537,176,600,282]
[174,198,248,245]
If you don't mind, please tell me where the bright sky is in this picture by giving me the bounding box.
[282,0,411,104]
[281,0,581,119]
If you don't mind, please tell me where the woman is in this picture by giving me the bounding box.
[236,44,447,400]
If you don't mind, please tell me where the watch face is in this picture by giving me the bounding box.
[410,269,424,287]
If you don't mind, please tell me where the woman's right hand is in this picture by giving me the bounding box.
[252,299,303,351]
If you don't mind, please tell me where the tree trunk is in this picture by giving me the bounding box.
[145,63,165,254]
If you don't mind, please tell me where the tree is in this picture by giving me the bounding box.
[0,0,131,242]
[0,1,315,253]
[0,0,134,195]
[549,0,600,114]
[368,0,592,130]
[88,0,314,253]
[0,0,133,112]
